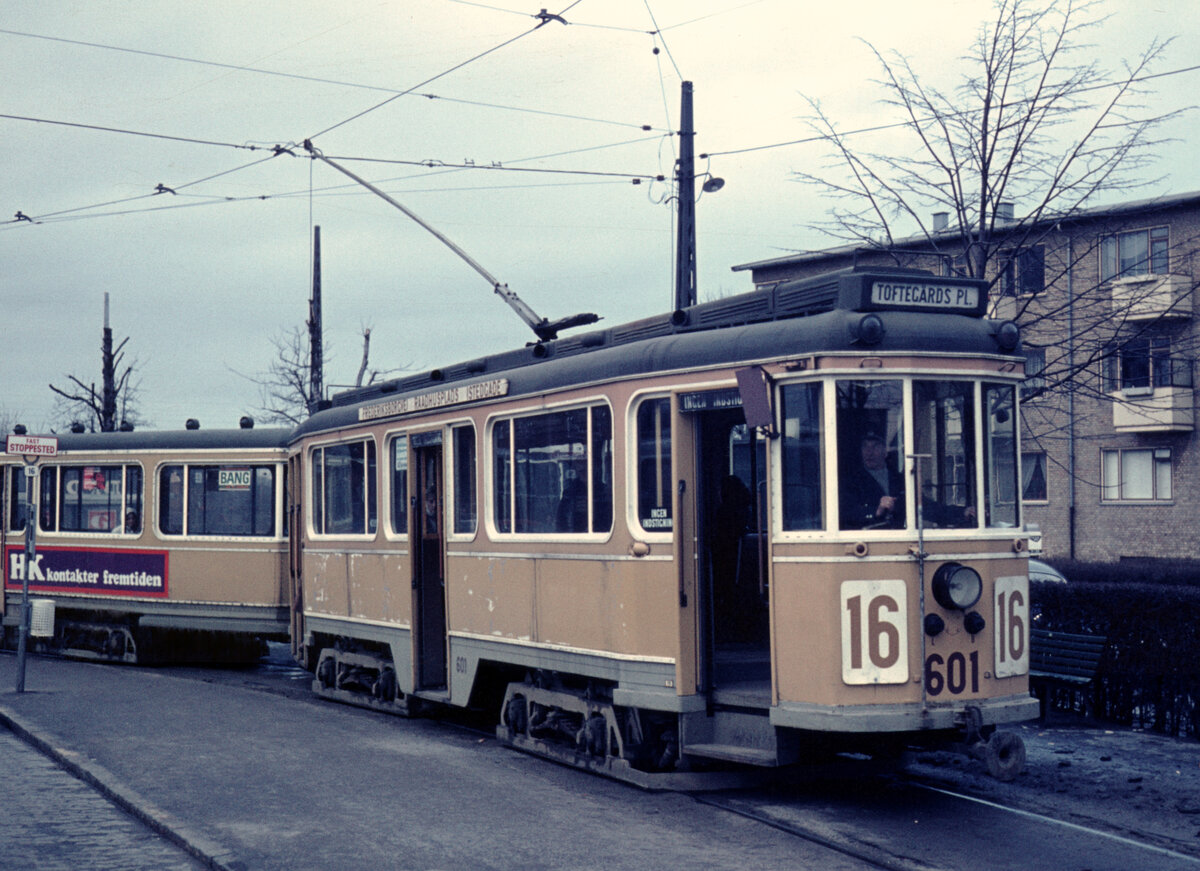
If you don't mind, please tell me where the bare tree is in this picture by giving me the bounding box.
[250,326,319,426]
[49,293,142,431]
[792,0,1197,425]
[248,324,407,425]
[797,0,1176,269]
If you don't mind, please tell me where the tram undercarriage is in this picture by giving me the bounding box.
[2,604,271,665]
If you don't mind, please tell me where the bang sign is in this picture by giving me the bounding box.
[218,468,253,490]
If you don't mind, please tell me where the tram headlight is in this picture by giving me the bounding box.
[924,613,946,637]
[995,320,1020,351]
[851,313,886,345]
[964,611,986,636]
[931,562,983,610]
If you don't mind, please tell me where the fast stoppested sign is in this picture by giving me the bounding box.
[5,434,58,458]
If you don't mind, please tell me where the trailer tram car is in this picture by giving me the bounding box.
[290,266,1041,783]
[2,423,291,664]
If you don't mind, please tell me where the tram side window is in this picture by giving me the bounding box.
[158,465,276,536]
[913,381,978,528]
[7,468,28,532]
[312,440,377,536]
[452,424,476,535]
[390,437,408,536]
[780,383,824,530]
[37,464,141,534]
[837,380,905,530]
[492,405,613,535]
[160,467,184,534]
[636,398,672,533]
[984,383,1020,527]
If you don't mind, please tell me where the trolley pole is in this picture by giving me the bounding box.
[5,433,57,693]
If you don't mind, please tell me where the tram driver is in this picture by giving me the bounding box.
[840,432,976,530]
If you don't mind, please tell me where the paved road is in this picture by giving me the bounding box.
[0,652,873,871]
[0,729,206,871]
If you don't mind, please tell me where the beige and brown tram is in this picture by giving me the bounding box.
[290,266,1040,781]
[2,424,290,663]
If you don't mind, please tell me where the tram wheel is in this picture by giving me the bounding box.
[374,667,397,702]
[584,714,607,757]
[984,730,1026,781]
[504,695,528,735]
[316,655,336,689]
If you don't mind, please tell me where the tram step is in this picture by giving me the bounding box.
[683,743,780,767]
[680,707,795,765]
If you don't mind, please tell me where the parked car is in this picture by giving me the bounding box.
[1029,558,1068,584]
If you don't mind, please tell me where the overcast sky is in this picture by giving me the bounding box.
[3,0,1197,432]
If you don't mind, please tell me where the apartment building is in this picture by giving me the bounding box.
[731,191,1200,562]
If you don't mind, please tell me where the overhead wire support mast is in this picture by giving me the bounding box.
[302,141,597,343]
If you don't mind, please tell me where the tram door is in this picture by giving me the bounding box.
[687,404,770,692]
[412,439,447,690]
[287,454,304,662]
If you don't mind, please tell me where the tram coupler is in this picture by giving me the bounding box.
[955,705,1026,781]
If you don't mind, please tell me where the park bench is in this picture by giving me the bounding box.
[1029,628,1107,720]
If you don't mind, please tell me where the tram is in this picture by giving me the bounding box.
[289,264,1039,782]
[2,422,291,663]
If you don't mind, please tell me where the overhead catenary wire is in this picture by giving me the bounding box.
[4,10,1195,229]
[304,2,584,142]
[0,29,664,133]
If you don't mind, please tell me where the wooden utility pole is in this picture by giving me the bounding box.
[674,81,697,312]
[100,293,117,431]
[308,225,323,413]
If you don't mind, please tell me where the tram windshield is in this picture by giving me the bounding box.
[833,378,1017,532]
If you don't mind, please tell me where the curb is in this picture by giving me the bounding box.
[0,702,243,871]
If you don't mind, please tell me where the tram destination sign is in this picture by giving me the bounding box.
[869,280,981,314]
[4,434,57,457]
[359,378,510,422]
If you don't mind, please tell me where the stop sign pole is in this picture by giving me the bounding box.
[5,433,57,692]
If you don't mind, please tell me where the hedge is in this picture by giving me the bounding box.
[1031,560,1200,738]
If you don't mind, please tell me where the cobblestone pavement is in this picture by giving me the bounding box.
[0,730,206,871]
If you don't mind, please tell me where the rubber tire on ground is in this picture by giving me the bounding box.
[984,730,1026,781]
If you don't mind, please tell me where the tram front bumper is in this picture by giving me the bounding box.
[769,693,1040,734]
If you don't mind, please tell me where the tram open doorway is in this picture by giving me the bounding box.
[690,404,771,708]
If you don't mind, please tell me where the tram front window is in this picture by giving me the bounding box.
[837,380,905,530]
[913,381,978,529]
[984,382,1020,527]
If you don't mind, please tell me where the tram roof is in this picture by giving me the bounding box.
[42,426,292,454]
[296,266,1010,439]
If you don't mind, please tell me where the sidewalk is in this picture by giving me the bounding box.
[0,727,208,871]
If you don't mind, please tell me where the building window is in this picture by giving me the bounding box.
[1021,451,1047,502]
[1022,348,1046,399]
[492,404,612,535]
[38,464,143,534]
[1102,448,1172,501]
[1103,335,1192,391]
[1000,246,1045,296]
[1100,227,1169,282]
[452,424,476,536]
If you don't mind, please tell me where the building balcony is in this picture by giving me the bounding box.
[1109,273,1192,321]
[1111,386,1195,433]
